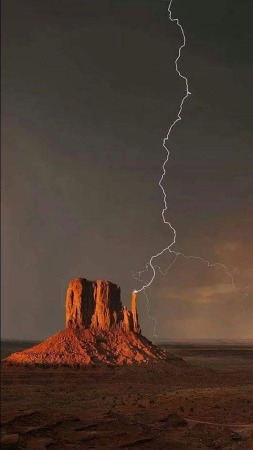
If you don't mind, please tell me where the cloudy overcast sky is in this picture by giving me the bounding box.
[2,0,253,340]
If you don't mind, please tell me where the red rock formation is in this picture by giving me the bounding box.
[66,278,95,328]
[131,291,141,333]
[91,280,122,330]
[66,278,140,333]
[4,278,170,366]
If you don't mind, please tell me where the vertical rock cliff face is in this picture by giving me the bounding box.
[66,278,95,328]
[66,278,140,333]
[91,280,122,330]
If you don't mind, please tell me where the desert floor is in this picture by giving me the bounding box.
[1,340,253,449]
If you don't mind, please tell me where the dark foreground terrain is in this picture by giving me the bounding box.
[1,340,253,449]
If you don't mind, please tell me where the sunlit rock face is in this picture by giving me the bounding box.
[4,278,171,366]
[131,291,141,334]
[66,278,141,333]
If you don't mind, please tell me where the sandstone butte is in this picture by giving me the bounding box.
[4,278,172,366]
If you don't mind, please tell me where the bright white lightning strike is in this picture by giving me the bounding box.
[133,0,190,295]
[133,0,247,336]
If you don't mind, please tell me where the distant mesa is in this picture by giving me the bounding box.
[4,278,170,366]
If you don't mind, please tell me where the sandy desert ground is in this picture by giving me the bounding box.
[1,340,253,449]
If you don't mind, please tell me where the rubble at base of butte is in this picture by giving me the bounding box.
[4,278,171,366]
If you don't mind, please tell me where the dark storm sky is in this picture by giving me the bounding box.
[2,0,253,340]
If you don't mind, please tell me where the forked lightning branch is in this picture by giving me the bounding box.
[133,0,246,336]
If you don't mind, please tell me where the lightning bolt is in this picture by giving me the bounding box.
[133,0,248,337]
